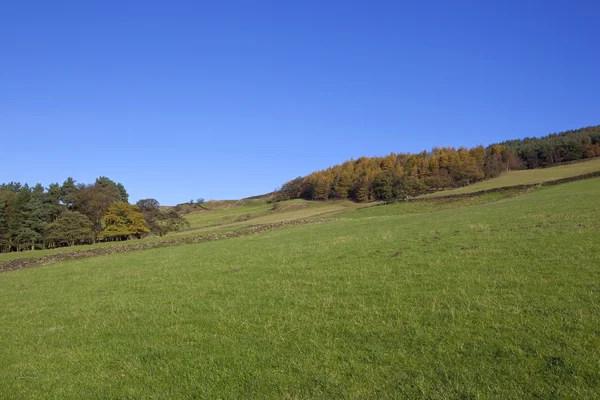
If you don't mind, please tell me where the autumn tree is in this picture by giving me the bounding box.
[312,173,330,200]
[275,126,600,203]
[99,202,149,241]
[330,163,354,199]
[273,177,303,201]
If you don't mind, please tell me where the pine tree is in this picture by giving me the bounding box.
[0,200,8,252]
[353,176,371,203]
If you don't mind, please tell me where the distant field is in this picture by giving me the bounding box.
[421,157,600,197]
[1,178,599,398]
[182,198,357,232]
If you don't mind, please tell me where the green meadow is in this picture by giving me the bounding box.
[1,176,599,398]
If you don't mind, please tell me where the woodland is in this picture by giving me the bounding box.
[274,126,600,202]
[0,177,188,253]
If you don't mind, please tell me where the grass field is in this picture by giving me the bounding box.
[1,177,599,398]
[421,157,600,197]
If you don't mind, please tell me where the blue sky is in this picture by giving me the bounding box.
[1,1,599,204]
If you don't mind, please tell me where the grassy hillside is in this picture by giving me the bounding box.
[421,157,600,198]
[1,178,599,398]
[182,199,357,232]
[0,198,359,262]
[3,159,598,264]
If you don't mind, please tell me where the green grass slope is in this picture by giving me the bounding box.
[182,198,357,232]
[1,179,599,398]
[422,156,600,197]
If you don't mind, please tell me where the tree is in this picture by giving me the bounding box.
[0,186,18,252]
[26,184,51,247]
[312,174,330,200]
[353,176,371,203]
[98,202,150,241]
[60,177,78,208]
[331,163,353,199]
[372,172,394,201]
[95,176,129,203]
[137,198,161,210]
[273,177,303,202]
[0,177,133,254]
[160,209,190,235]
[46,183,64,221]
[274,125,600,203]
[5,185,42,251]
[137,198,163,233]
[44,211,93,247]
[137,198,190,236]
[0,200,8,252]
[72,184,120,242]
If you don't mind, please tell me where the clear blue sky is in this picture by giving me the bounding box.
[1,1,599,205]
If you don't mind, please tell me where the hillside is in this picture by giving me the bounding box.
[3,159,600,265]
[1,177,599,398]
[274,125,600,203]
[3,126,598,259]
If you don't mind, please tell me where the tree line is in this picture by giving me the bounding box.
[274,125,600,202]
[0,177,189,254]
